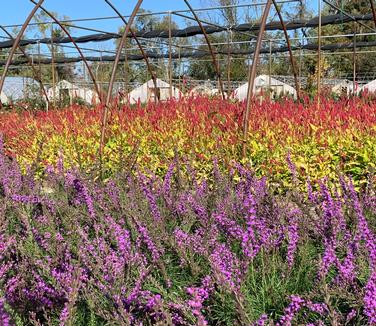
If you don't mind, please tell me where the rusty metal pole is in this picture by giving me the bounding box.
[51,24,56,107]
[0,0,45,107]
[99,0,143,173]
[269,40,272,90]
[271,0,300,99]
[227,29,232,97]
[242,0,272,158]
[103,0,158,101]
[183,0,226,100]
[353,32,356,97]
[317,0,322,109]
[370,0,376,29]
[168,12,173,98]
[30,0,102,104]
[178,46,182,90]
[0,25,50,107]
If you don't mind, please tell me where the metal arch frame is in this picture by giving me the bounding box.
[182,0,226,100]
[29,0,102,104]
[271,0,300,100]
[0,0,45,108]
[99,0,144,172]
[370,0,376,29]
[242,0,272,157]
[0,25,50,107]
[103,0,159,101]
[241,0,302,157]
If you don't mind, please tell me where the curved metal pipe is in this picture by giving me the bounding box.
[182,0,226,100]
[99,0,143,172]
[370,0,376,30]
[0,25,50,107]
[29,0,102,104]
[0,0,45,107]
[271,0,300,100]
[104,0,158,101]
[242,0,272,158]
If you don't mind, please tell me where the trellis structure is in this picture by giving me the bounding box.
[1,0,376,163]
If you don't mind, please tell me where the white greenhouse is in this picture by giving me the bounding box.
[0,91,8,104]
[188,85,213,97]
[233,75,297,101]
[331,80,355,96]
[47,80,99,104]
[2,76,41,102]
[359,79,376,94]
[128,79,182,104]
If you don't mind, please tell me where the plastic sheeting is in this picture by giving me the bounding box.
[128,79,182,104]
[47,80,99,104]
[0,91,8,104]
[2,77,40,101]
[233,75,297,100]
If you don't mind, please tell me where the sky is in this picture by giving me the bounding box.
[1,1,317,34]
[0,1,317,61]
[1,0,203,33]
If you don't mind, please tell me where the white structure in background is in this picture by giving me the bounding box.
[188,84,213,97]
[128,79,182,104]
[209,88,220,96]
[233,75,297,101]
[359,79,376,94]
[331,80,354,96]
[0,91,8,104]
[47,80,99,104]
[2,76,41,102]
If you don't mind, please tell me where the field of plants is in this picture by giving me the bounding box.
[0,96,376,325]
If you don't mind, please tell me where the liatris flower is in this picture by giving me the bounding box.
[210,243,241,292]
[346,309,357,323]
[136,223,162,262]
[287,208,300,268]
[277,295,305,326]
[241,192,260,259]
[337,241,357,283]
[162,162,175,201]
[364,271,376,325]
[319,239,338,279]
[253,314,268,326]
[186,276,213,326]
[0,298,12,326]
[139,175,162,222]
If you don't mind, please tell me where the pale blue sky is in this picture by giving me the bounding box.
[1,1,317,34]
[0,1,317,58]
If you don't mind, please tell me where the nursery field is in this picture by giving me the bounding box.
[1,96,376,187]
[0,96,376,325]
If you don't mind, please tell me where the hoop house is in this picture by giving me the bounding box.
[128,79,182,104]
[234,75,297,101]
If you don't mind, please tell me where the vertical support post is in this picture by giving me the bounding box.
[269,40,272,90]
[51,23,56,108]
[317,0,322,109]
[178,46,182,90]
[353,32,356,97]
[83,61,86,105]
[124,39,128,104]
[168,11,173,98]
[242,0,272,158]
[227,29,232,97]
[299,36,303,84]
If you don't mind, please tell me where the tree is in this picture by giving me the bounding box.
[29,11,75,83]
